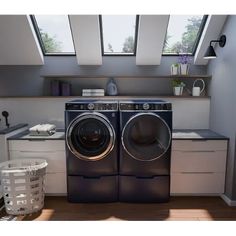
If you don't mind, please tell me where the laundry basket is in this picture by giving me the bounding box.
[0,158,48,215]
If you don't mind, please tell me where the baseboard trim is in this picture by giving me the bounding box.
[221,194,236,206]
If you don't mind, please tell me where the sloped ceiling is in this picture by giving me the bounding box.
[69,15,102,65]
[0,15,228,66]
[136,15,169,65]
[194,15,228,65]
[0,15,44,65]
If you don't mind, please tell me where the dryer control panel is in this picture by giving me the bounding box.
[119,102,172,111]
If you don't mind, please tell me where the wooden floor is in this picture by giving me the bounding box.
[1,196,236,221]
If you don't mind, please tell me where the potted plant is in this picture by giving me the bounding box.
[171,63,179,75]
[172,79,186,96]
[178,54,191,75]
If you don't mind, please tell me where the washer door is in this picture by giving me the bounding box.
[66,112,115,161]
[122,113,171,161]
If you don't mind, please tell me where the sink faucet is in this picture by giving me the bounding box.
[2,111,10,128]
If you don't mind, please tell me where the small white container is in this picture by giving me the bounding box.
[173,87,183,96]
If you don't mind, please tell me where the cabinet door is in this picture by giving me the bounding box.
[8,140,65,152]
[44,173,67,194]
[171,173,225,194]
[171,150,227,172]
[172,140,227,151]
[9,150,66,173]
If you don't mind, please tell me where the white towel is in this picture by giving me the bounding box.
[29,124,56,136]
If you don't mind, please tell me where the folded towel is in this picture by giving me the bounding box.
[29,124,56,136]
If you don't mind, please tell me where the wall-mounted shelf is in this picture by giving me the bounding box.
[0,95,211,99]
[42,75,212,79]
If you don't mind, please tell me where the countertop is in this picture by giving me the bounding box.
[172,129,229,140]
[8,129,228,141]
[0,123,28,135]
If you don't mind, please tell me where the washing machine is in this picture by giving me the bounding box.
[119,100,172,202]
[65,100,119,202]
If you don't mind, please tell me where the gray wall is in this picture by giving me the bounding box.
[207,15,236,200]
[0,56,207,96]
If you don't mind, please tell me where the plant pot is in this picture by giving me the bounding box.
[171,64,179,75]
[173,87,183,96]
[180,64,189,75]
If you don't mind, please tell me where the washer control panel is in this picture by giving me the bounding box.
[66,102,118,111]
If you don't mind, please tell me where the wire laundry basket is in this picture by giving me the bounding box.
[0,159,48,215]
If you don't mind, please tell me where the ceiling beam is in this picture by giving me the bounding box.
[194,15,228,65]
[136,15,169,65]
[69,15,102,65]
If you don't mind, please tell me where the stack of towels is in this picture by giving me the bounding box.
[29,124,56,136]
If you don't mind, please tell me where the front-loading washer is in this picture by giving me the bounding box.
[65,100,119,202]
[119,99,172,202]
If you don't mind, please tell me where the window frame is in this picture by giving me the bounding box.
[162,15,208,56]
[99,15,139,56]
[30,15,76,56]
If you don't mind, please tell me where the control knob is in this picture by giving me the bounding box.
[143,103,150,110]
[88,103,95,110]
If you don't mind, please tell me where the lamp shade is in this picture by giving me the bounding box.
[204,45,217,59]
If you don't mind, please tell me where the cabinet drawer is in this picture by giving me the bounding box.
[9,150,66,173]
[8,140,65,152]
[170,173,225,194]
[44,173,67,194]
[171,150,227,172]
[172,140,227,151]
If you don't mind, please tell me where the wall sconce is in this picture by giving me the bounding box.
[204,35,226,59]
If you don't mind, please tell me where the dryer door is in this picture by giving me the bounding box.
[122,113,171,161]
[66,112,115,161]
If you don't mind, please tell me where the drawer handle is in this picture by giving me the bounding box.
[19,151,56,153]
[191,140,208,142]
[181,150,216,153]
[180,172,214,174]
[28,139,46,142]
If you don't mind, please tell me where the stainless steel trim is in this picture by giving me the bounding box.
[121,112,171,162]
[66,112,115,161]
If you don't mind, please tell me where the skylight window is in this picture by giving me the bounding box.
[32,15,75,55]
[163,15,207,55]
[100,15,138,55]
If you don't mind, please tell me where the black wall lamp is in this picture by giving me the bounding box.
[204,35,226,59]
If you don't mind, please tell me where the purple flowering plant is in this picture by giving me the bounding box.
[178,54,191,64]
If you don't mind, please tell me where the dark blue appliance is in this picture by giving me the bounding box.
[65,100,119,202]
[119,100,172,202]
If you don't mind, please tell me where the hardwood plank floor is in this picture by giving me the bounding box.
[1,196,236,221]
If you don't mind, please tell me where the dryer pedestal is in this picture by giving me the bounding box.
[119,175,170,202]
[67,175,118,203]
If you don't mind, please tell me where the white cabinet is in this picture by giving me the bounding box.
[171,139,228,195]
[8,139,67,195]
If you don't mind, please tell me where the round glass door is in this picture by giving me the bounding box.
[122,113,171,161]
[66,113,115,161]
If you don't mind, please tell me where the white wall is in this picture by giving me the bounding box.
[207,16,236,200]
[0,97,210,130]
